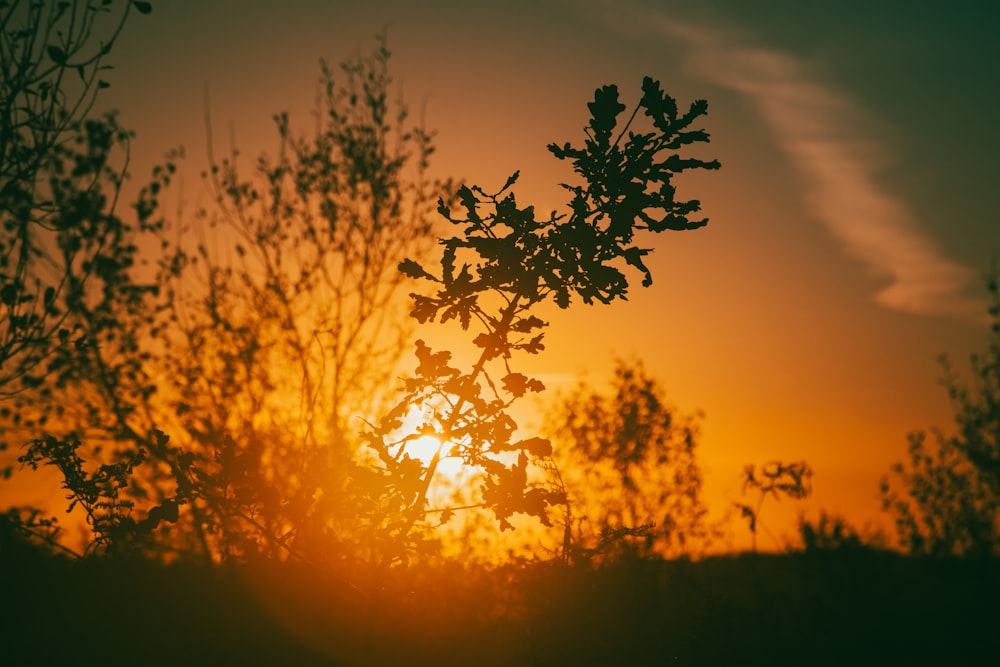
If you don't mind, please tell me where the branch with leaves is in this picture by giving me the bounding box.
[0,1,152,393]
[362,77,720,567]
[6,36,450,568]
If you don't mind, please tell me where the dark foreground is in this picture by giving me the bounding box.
[2,537,997,666]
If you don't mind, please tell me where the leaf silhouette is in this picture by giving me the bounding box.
[47,45,68,65]
[588,85,626,144]
[512,437,552,458]
[640,76,678,132]
[399,258,436,281]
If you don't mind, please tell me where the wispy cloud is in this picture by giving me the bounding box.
[610,7,981,318]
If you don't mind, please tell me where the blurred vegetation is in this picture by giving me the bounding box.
[796,510,871,554]
[0,0,151,393]
[737,460,812,553]
[1,0,151,460]
[881,276,1000,557]
[545,358,715,561]
[9,32,447,571]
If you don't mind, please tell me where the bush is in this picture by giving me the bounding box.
[881,276,1000,557]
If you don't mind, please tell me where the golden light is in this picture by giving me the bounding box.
[397,406,475,504]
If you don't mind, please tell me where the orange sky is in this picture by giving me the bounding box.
[6,0,1000,552]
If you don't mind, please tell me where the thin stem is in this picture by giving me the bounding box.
[397,292,524,543]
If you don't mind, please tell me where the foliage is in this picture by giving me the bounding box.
[19,432,158,555]
[7,33,720,574]
[360,76,720,567]
[797,510,867,553]
[0,107,159,473]
[736,460,812,553]
[543,359,712,561]
[0,0,150,394]
[881,277,1000,557]
[0,0,151,487]
[8,36,444,566]
[130,34,446,564]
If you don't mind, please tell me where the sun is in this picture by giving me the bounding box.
[388,405,564,563]
[397,406,474,499]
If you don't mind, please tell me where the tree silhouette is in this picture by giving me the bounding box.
[543,359,712,561]
[13,36,445,564]
[881,276,1000,557]
[360,77,720,568]
[131,35,447,564]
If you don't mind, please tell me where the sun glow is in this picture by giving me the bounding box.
[397,407,476,500]
[403,432,465,478]
[386,405,564,564]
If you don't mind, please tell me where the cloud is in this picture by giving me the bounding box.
[630,11,980,319]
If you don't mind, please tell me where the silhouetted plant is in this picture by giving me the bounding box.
[543,359,712,562]
[18,432,171,555]
[1,2,152,489]
[736,460,812,553]
[128,34,447,564]
[0,106,165,495]
[361,77,720,567]
[797,510,866,553]
[0,0,150,392]
[881,276,1000,557]
[1,505,75,557]
[8,36,444,565]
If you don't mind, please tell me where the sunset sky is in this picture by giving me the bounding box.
[13,0,1000,550]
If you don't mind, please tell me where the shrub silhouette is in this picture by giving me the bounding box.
[0,0,150,395]
[0,0,152,492]
[543,358,713,561]
[4,13,999,667]
[797,510,868,553]
[12,35,445,565]
[881,276,1000,557]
